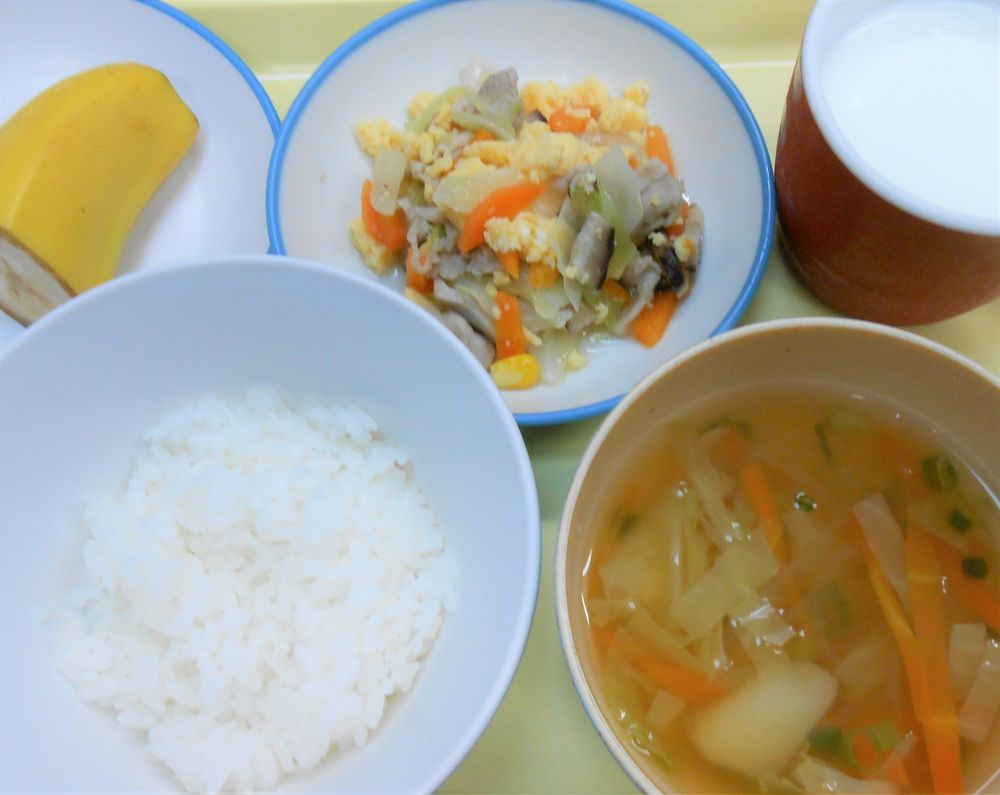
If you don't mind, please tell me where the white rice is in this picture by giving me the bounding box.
[62,387,458,793]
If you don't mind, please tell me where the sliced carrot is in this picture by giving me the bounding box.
[472,129,494,142]
[931,533,1000,634]
[905,522,963,795]
[646,124,676,176]
[361,179,408,252]
[632,292,677,348]
[458,181,547,254]
[548,107,590,134]
[606,627,726,706]
[495,291,526,359]
[602,280,629,302]
[856,518,932,725]
[497,250,520,280]
[405,247,433,294]
[666,202,690,237]
[739,463,789,562]
[527,261,557,288]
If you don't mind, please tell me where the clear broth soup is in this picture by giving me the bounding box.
[582,383,1000,793]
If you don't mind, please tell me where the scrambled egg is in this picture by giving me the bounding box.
[352,75,655,266]
[348,218,398,274]
[484,211,559,267]
[465,123,607,182]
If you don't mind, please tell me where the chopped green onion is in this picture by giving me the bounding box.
[794,492,817,512]
[948,508,972,533]
[406,85,466,133]
[619,512,639,537]
[815,423,834,465]
[866,721,902,754]
[922,456,958,491]
[962,556,989,579]
[808,726,845,756]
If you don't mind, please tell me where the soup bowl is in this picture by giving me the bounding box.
[0,255,540,793]
[555,317,1000,793]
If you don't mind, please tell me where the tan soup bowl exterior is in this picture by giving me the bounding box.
[775,1,1000,326]
[555,318,1000,793]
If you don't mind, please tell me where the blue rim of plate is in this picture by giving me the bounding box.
[134,0,281,136]
[266,0,776,427]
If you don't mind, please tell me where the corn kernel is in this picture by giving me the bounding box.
[490,353,541,390]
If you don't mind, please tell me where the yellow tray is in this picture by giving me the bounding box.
[173,1,1000,791]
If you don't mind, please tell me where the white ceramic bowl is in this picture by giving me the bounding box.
[0,0,279,336]
[0,256,540,793]
[267,0,775,425]
[555,318,1000,793]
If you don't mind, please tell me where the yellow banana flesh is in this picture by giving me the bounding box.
[0,63,199,323]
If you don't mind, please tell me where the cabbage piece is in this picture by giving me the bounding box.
[593,146,644,233]
[834,630,896,697]
[852,494,908,607]
[689,662,838,779]
[370,147,408,214]
[645,690,685,732]
[958,638,1000,742]
[678,439,743,547]
[669,532,779,639]
[950,622,988,703]
[532,329,577,386]
[407,85,466,133]
[625,604,707,672]
[731,594,796,647]
[788,756,899,793]
[695,619,730,673]
[735,623,792,676]
[569,177,639,280]
[432,166,521,214]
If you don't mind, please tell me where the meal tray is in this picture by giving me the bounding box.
[173,1,1000,791]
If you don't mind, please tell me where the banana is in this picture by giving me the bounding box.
[0,63,199,324]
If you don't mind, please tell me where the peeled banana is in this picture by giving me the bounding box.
[0,63,199,323]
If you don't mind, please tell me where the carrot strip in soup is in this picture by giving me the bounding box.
[632,292,677,348]
[646,124,676,176]
[605,627,726,706]
[458,182,547,254]
[361,180,408,252]
[497,250,520,280]
[931,534,1000,634]
[405,248,433,294]
[472,129,494,142]
[856,519,932,724]
[494,292,526,359]
[549,107,590,134]
[905,523,963,795]
[739,464,788,562]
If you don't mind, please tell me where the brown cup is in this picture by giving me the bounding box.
[775,1,1000,326]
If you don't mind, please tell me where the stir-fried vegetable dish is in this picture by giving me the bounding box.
[350,68,703,390]
[583,385,1000,793]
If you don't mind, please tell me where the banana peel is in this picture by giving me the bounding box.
[0,63,199,324]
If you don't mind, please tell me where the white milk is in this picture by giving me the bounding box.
[821,0,999,225]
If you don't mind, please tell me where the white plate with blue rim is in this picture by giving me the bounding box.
[267,0,774,426]
[0,0,280,346]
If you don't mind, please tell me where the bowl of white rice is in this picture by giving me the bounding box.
[0,255,539,794]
